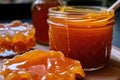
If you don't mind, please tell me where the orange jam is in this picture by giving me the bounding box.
[0,21,35,56]
[0,50,85,80]
[48,6,115,71]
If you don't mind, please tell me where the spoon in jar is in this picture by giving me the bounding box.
[107,0,120,11]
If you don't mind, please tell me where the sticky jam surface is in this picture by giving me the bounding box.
[0,21,35,54]
[0,50,85,80]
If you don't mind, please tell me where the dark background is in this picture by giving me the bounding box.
[0,0,119,20]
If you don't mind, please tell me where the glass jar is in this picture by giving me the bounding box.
[32,0,62,44]
[48,6,115,71]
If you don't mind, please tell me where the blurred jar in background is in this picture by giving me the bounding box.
[32,0,62,44]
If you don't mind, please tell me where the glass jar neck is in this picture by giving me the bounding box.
[48,6,115,27]
[35,0,61,3]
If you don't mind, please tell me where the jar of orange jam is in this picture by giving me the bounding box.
[32,0,61,44]
[48,6,115,71]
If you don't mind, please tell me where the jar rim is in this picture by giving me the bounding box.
[48,6,114,27]
[48,6,114,14]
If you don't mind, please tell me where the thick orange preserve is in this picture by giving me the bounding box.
[0,21,35,56]
[0,50,85,80]
[48,6,115,71]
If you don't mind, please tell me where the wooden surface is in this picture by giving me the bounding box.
[0,44,120,80]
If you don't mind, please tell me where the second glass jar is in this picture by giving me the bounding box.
[32,0,61,44]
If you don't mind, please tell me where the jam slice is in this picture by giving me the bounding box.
[0,50,85,80]
[0,21,35,56]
